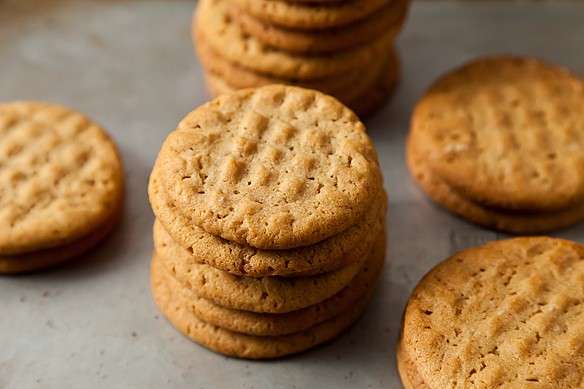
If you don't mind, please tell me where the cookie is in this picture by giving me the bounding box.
[203,54,399,117]
[410,56,584,212]
[230,0,388,30]
[150,234,384,336]
[398,237,584,388]
[154,223,378,313]
[407,136,584,233]
[152,263,373,359]
[196,35,390,100]
[149,171,386,277]
[0,207,120,274]
[195,0,395,80]
[152,85,381,249]
[229,0,408,54]
[0,101,124,255]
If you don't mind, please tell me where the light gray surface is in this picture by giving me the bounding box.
[1,1,583,388]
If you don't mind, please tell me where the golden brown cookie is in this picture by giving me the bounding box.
[229,0,408,54]
[407,136,584,233]
[230,0,388,30]
[399,237,584,388]
[410,56,584,212]
[0,101,124,255]
[195,0,395,80]
[154,224,380,313]
[150,234,384,336]
[152,85,381,249]
[196,35,391,101]
[201,47,400,118]
[152,262,374,359]
[149,170,386,277]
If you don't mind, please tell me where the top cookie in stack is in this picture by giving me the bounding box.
[193,0,409,117]
[148,85,387,359]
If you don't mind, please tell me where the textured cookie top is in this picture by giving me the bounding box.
[401,237,584,388]
[154,85,380,249]
[195,0,395,80]
[0,102,123,255]
[230,0,388,30]
[411,57,584,211]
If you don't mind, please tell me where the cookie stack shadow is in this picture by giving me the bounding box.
[193,0,409,117]
[148,85,387,359]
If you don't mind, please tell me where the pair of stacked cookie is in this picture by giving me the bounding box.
[408,56,584,234]
[148,85,387,359]
[0,102,124,274]
[193,0,409,116]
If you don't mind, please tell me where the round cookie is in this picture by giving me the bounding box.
[399,237,584,388]
[229,0,408,54]
[230,0,388,30]
[196,35,391,101]
[0,101,124,255]
[195,0,395,80]
[153,85,381,249]
[154,224,379,313]
[150,235,384,336]
[149,171,386,277]
[410,56,584,212]
[407,137,584,233]
[152,264,374,359]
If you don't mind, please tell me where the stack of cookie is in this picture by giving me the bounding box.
[193,0,409,116]
[0,102,124,274]
[148,85,387,359]
[407,56,584,233]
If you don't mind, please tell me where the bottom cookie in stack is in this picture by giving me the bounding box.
[151,231,385,359]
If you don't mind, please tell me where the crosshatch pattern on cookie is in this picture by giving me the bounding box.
[0,102,123,255]
[156,85,380,249]
[412,57,584,211]
[401,237,584,388]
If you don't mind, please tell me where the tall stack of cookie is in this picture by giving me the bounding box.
[193,0,409,117]
[148,85,387,359]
